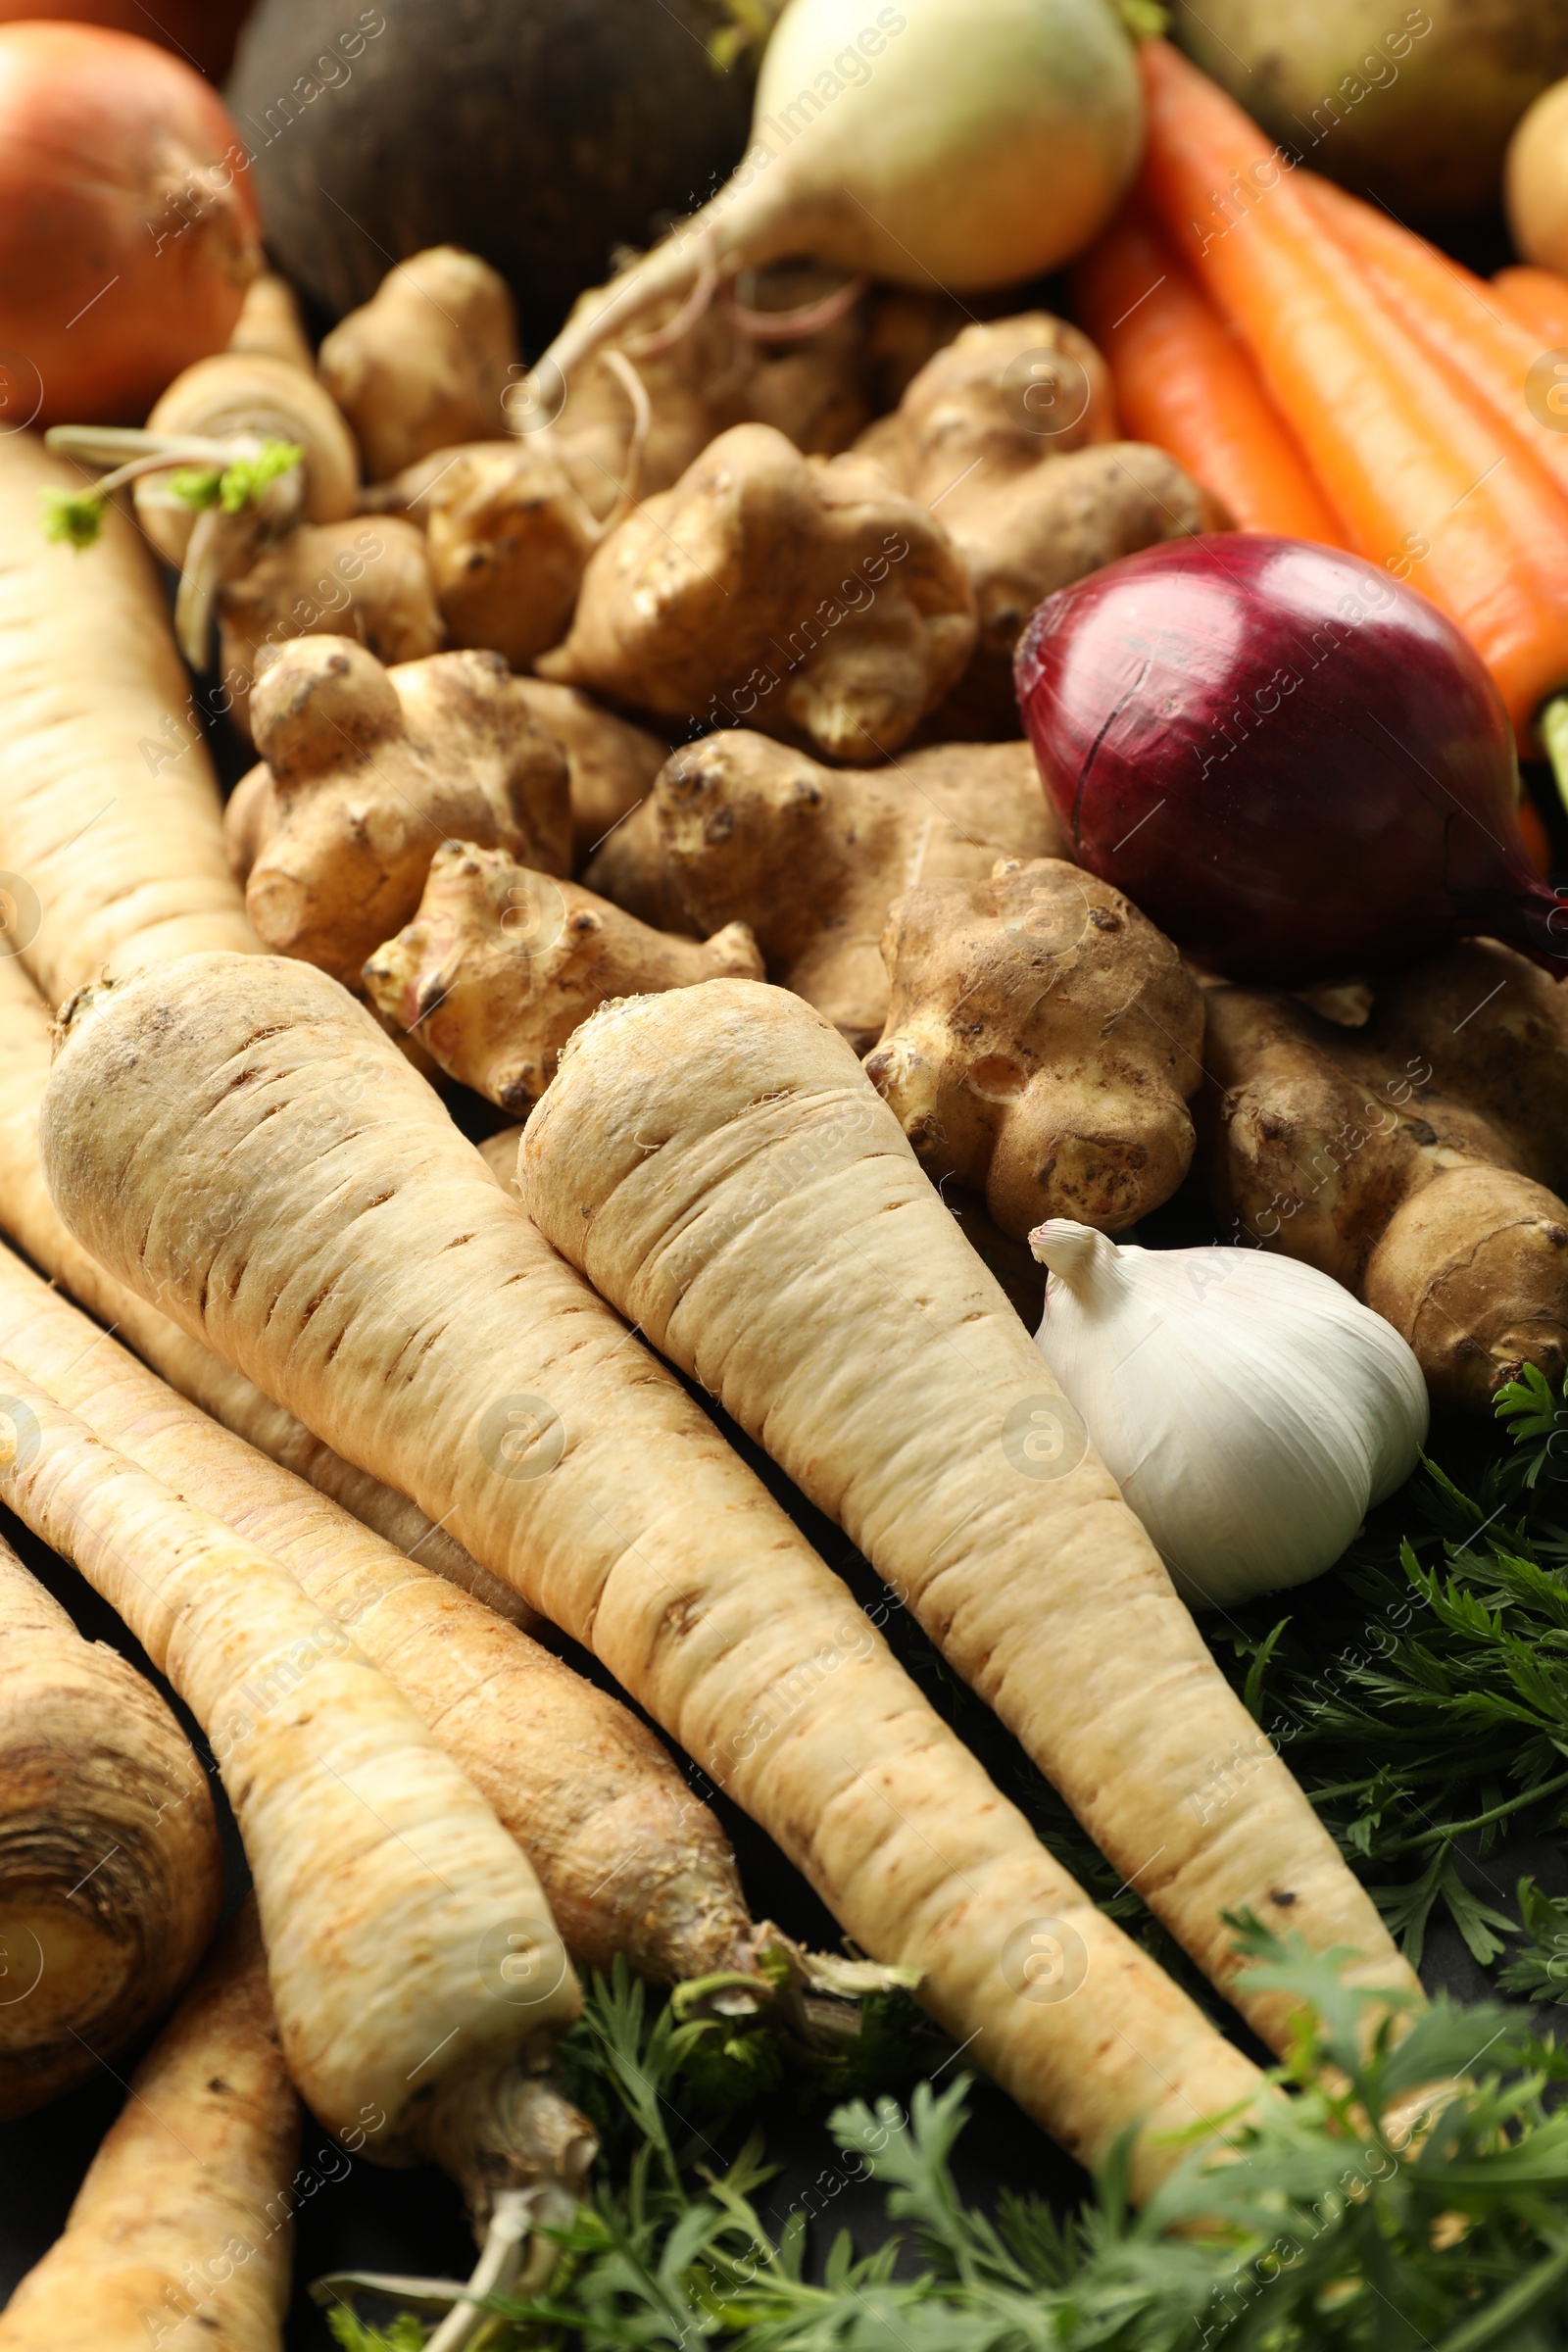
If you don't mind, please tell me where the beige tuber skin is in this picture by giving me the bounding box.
[318,245,519,481]
[364,841,763,1115]
[509,680,667,871]
[226,270,315,372]
[1206,939,1568,1412]
[860,316,1221,733]
[585,730,1066,1051]
[538,423,977,764]
[236,637,571,989]
[865,857,1205,1239]
[416,438,614,672]
[217,516,444,738]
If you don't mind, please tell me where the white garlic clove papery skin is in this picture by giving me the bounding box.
[1029,1220,1430,1612]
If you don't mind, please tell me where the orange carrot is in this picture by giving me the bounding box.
[1299,175,1568,508]
[1493,265,1568,350]
[1138,38,1568,757]
[1071,201,1346,545]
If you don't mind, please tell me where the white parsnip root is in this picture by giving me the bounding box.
[516,979,1423,2048]
[0,1361,589,2239]
[0,950,527,1625]
[0,1534,220,2119]
[0,1902,298,2352]
[40,952,1267,2196]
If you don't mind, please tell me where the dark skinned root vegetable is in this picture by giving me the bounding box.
[520,0,1143,419]
[225,0,757,334]
[0,1900,299,2352]
[0,1532,221,2123]
[1203,937,1568,1414]
[1016,533,1568,986]
[0,1363,594,2347]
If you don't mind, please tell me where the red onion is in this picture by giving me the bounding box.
[1014,533,1566,984]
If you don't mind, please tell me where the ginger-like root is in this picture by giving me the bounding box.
[860,317,1220,734]
[507,680,667,871]
[585,731,1065,1051]
[417,439,609,671]
[318,246,519,482]
[364,841,763,1115]
[865,857,1204,1238]
[537,423,977,764]
[217,516,444,738]
[1206,941,1568,1412]
[227,270,315,372]
[239,637,570,989]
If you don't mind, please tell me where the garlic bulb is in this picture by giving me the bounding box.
[1030,1221,1429,1610]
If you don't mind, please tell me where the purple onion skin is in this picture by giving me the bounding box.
[1014,534,1566,984]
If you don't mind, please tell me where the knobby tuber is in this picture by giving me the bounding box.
[860,316,1220,731]
[538,423,976,763]
[217,517,444,738]
[364,842,762,1115]
[865,857,1205,1238]
[1206,939,1568,1411]
[585,732,1066,1051]
[236,637,570,987]
[318,245,518,482]
[0,1534,220,2122]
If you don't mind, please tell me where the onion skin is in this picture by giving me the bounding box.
[1015,534,1567,985]
[0,24,262,426]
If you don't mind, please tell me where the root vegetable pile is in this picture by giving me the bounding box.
[38,949,1270,2197]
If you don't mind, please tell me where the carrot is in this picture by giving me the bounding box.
[38,950,1268,2197]
[0,1231,761,1987]
[516,980,1422,2048]
[1070,201,1347,544]
[0,1901,299,2352]
[0,1531,220,2120]
[0,950,531,1628]
[1492,263,1568,349]
[0,431,261,1007]
[1136,37,1568,755]
[1299,174,1568,506]
[0,1360,589,2274]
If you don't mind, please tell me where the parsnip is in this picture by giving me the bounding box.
[0,1902,298,2352]
[0,432,260,1005]
[0,1235,759,1985]
[0,1534,220,2120]
[0,1363,588,2238]
[0,950,528,1627]
[516,980,1422,2043]
[40,951,1266,2196]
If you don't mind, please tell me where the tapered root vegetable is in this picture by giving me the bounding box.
[0,1362,589,2254]
[526,0,1142,399]
[217,518,444,739]
[318,248,519,483]
[227,272,315,373]
[586,733,1065,1050]
[238,638,570,988]
[0,1534,220,2121]
[0,1231,760,1987]
[0,952,526,1624]
[537,423,977,764]
[0,1903,298,2352]
[1204,947,1568,1413]
[864,857,1205,1239]
[39,950,1268,2195]
[514,977,1420,2046]
[364,843,763,1114]
[0,432,261,1005]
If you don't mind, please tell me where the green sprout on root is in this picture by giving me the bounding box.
[38,437,304,552]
